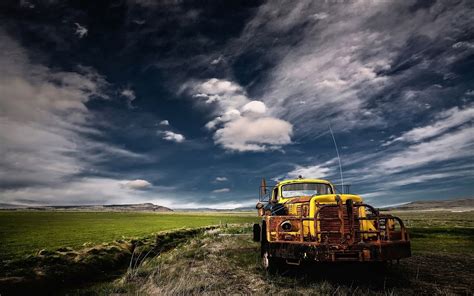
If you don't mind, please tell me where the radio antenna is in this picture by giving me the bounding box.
[328,122,344,191]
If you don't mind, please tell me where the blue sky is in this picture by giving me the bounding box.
[0,0,473,209]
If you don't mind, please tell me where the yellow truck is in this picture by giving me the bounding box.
[253,178,411,271]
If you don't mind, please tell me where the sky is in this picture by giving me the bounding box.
[0,0,473,209]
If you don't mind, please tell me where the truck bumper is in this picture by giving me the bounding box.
[266,240,411,262]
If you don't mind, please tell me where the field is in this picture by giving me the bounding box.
[0,211,258,260]
[1,210,473,295]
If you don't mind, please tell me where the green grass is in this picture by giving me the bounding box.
[0,211,258,260]
[392,211,474,254]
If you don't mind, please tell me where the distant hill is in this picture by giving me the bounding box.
[384,198,474,212]
[175,206,255,212]
[0,202,173,212]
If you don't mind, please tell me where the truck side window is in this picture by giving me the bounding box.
[272,187,278,202]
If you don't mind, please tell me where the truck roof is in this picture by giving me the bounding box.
[277,178,333,186]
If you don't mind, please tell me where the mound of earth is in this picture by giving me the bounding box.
[386,198,474,212]
[0,203,173,212]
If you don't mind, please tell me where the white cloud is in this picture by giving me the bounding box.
[187,78,293,152]
[232,0,472,137]
[285,164,332,180]
[215,177,228,182]
[0,177,172,206]
[242,100,266,114]
[383,105,474,146]
[74,23,88,38]
[212,188,230,193]
[122,179,152,190]
[162,131,185,143]
[0,32,146,205]
[210,55,224,65]
[120,88,136,107]
[377,127,473,174]
[214,116,293,152]
[310,13,328,20]
[205,109,241,130]
[159,120,170,126]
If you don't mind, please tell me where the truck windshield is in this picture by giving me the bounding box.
[281,183,332,198]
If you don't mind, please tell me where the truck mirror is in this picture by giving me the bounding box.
[260,178,267,196]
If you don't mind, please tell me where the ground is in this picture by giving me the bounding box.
[0,211,257,259]
[82,211,474,295]
[0,211,473,295]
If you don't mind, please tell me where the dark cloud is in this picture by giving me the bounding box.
[0,0,472,208]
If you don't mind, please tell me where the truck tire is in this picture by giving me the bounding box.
[262,249,281,273]
[260,222,281,273]
[252,223,261,242]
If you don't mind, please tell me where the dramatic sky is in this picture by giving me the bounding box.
[0,0,473,209]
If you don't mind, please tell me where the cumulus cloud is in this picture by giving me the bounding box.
[242,101,266,114]
[187,78,293,152]
[162,131,185,143]
[215,177,228,182]
[212,188,230,193]
[74,23,88,38]
[214,117,293,152]
[159,120,170,126]
[122,179,152,190]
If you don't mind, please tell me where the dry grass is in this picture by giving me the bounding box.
[85,224,473,296]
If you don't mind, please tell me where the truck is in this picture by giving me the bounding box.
[253,177,411,271]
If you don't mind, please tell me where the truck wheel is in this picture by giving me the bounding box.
[262,250,280,273]
[262,251,276,272]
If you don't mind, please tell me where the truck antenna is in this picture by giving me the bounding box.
[328,122,344,191]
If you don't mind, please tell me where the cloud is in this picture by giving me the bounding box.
[122,179,152,190]
[0,31,146,206]
[74,23,88,38]
[231,0,473,138]
[377,127,473,174]
[285,164,332,180]
[310,13,328,20]
[159,120,170,126]
[383,105,474,146]
[162,131,185,143]
[242,101,266,114]
[278,158,337,181]
[0,177,168,206]
[187,78,293,152]
[210,55,224,65]
[120,88,136,107]
[215,177,228,182]
[212,188,230,193]
[214,116,293,152]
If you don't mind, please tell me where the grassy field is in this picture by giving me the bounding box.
[393,211,474,254]
[84,215,474,295]
[1,210,473,295]
[0,211,258,260]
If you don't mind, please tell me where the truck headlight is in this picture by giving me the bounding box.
[280,220,293,232]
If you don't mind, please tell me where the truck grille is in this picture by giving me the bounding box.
[319,206,360,244]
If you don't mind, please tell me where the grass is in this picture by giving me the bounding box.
[1,210,473,295]
[0,211,258,260]
[393,211,474,254]
[80,221,474,295]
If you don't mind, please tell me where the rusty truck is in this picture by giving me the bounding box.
[253,177,411,271]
